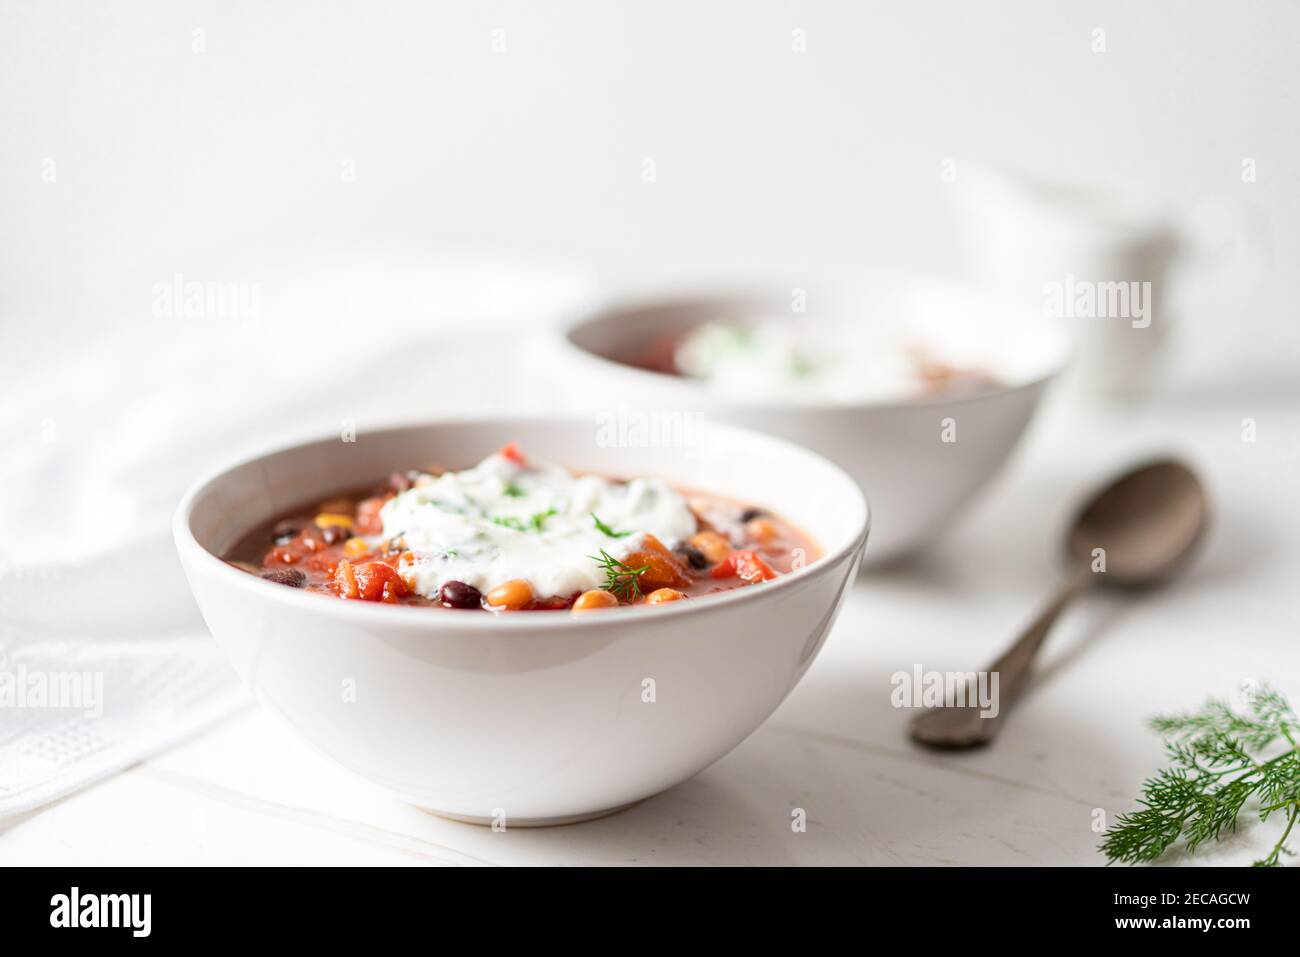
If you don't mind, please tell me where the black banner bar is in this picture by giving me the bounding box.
[0,865,1284,942]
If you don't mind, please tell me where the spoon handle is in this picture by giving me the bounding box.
[909,564,1092,748]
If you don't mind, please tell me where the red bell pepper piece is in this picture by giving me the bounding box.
[709,549,777,584]
[498,442,526,465]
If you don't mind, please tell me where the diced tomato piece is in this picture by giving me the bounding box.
[303,551,339,574]
[333,560,358,598]
[333,560,408,602]
[354,494,391,535]
[356,561,408,601]
[710,549,777,584]
[498,441,526,465]
[267,545,300,565]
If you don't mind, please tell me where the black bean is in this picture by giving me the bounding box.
[440,580,483,609]
[740,508,767,523]
[272,522,299,545]
[318,524,350,545]
[262,568,307,588]
[679,544,710,570]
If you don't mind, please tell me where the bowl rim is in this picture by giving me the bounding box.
[173,415,870,632]
[558,287,1072,413]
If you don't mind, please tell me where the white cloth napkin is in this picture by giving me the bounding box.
[0,247,595,816]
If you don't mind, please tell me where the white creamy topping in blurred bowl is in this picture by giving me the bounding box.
[379,451,698,600]
[674,319,989,404]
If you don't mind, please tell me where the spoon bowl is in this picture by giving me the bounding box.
[1067,459,1209,586]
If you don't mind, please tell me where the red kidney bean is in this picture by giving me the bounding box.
[678,544,710,570]
[439,580,482,609]
[262,568,307,587]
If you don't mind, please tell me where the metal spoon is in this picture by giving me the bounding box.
[909,458,1209,749]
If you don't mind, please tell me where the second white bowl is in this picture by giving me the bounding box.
[554,279,1069,565]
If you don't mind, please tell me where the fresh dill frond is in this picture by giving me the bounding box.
[591,513,632,538]
[590,548,650,601]
[789,353,816,378]
[490,508,556,533]
[1100,683,1300,867]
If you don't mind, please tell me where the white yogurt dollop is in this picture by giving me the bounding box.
[379,451,698,601]
[675,320,938,404]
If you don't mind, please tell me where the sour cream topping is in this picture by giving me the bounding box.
[379,451,698,601]
[675,320,941,404]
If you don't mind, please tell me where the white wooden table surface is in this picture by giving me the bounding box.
[3,395,1296,866]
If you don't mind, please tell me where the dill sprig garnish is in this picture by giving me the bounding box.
[489,508,558,533]
[590,548,650,601]
[1101,683,1300,867]
[591,513,632,538]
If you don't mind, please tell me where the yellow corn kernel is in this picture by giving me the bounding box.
[343,537,371,559]
[315,513,354,529]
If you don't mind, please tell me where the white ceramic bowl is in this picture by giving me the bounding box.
[553,279,1070,565]
[174,418,867,825]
